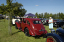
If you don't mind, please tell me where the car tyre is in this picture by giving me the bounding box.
[24,28,30,36]
[46,36,57,42]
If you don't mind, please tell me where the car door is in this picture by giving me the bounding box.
[21,18,26,31]
[26,20,30,28]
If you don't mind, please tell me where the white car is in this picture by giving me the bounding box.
[12,18,20,25]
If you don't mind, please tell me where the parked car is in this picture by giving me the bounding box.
[45,19,60,26]
[46,28,64,42]
[39,18,43,24]
[53,19,64,27]
[15,18,47,36]
[0,14,4,19]
[3,15,6,19]
[43,18,48,25]
[12,16,20,25]
[39,18,48,25]
[45,19,49,25]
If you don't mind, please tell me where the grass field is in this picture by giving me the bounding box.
[0,19,57,42]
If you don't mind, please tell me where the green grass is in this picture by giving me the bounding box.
[0,19,57,42]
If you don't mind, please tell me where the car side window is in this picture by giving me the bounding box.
[21,18,23,22]
[33,20,41,24]
[23,19,26,23]
[20,18,22,22]
[27,20,30,25]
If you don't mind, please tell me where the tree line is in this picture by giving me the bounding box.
[35,12,64,19]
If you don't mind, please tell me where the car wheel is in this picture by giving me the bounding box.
[46,36,57,42]
[24,28,30,36]
[15,24,18,29]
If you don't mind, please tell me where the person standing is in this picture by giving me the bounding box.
[48,17,53,31]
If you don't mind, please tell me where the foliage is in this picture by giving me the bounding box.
[0,0,27,35]
[35,12,64,19]
[0,0,27,16]
[35,12,39,18]
[0,4,6,15]
[35,13,43,18]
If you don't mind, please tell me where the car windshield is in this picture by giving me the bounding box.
[33,20,41,24]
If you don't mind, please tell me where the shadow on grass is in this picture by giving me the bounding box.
[12,30,21,35]
[32,34,47,39]
[0,20,4,22]
[0,20,5,22]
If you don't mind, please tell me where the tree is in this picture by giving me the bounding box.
[11,2,27,16]
[0,4,6,15]
[35,12,39,18]
[46,13,49,18]
[52,14,57,19]
[56,13,59,19]
[44,12,48,18]
[6,0,12,35]
[58,12,64,19]
[60,12,64,19]
[49,13,53,17]
[5,0,27,35]
[40,13,43,18]
[39,14,41,18]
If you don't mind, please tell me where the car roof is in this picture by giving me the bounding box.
[24,18,40,21]
[39,18,43,20]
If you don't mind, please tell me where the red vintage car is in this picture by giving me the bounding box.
[15,18,47,36]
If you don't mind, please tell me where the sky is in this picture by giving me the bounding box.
[0,0,64,14]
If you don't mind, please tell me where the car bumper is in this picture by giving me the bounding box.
[33,30,47,36]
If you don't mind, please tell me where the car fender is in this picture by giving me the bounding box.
[12,19,17,24]
[24,25,35,36]
[12,19,20,24]
[46,33,63,42]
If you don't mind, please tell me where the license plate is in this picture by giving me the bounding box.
[39,30,45,32]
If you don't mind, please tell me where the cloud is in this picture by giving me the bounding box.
[35,5,39,6]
